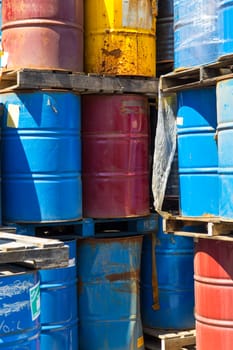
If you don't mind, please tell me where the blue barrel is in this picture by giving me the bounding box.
[141,217,195,329]
[0,91,82,223]
[177,88,218,216]
[77,236,144,350]
[174,0,219,69]
[217,78,233,219]
[218,0,233,59]
[39,239,78,350]
[0,265,40,349]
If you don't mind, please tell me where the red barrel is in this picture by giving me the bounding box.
[82,94,150,218]
[194,239,233,350]
[2,0,83,71]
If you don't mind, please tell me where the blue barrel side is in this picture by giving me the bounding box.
[141,217,195,330]
[217,78,233,219]
[177,88,219,216]
[0,265,40,349]
[0,91,82,223]
[218,0,233,58]
[77,236,144,350]
[39,239,78,350]
[174,0,219,69]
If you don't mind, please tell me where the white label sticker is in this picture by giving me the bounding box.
[122,0,152,29]
[7,104,20,128]
[176,117,183,126]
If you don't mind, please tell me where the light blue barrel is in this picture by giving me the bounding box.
[39,239,78,350]
[177,88,218,216]
[77,236,144,350]
[217,78,233,219]
[174,0,219,69]
[0,265,40,349]
[141,217,195,329]
[218,0,233,59]
[0,91,82,223]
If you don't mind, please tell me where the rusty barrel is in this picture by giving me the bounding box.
[84,0,156,76]
[82,94,150,219]
[77,236,144,350]
[2,0,83,71]
[195,239,233,349]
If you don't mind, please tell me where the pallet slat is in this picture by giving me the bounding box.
[0,231,69,268]
[144,328,196,350]
[0,68,158,95]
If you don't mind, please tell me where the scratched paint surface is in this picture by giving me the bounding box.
[0,265,40,348]
[84,0,156,76]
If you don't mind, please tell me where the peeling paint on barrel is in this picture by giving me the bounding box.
[77,236,144,350]
[85,0,156,76]
[2,0,83,71]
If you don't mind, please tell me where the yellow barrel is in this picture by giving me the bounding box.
[84,0,156,77]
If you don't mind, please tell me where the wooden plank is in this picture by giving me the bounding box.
[0,69,159,95]
[144,328,196,350]
[0,231,64,248]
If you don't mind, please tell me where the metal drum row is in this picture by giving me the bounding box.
[0,0,156,77]
[174,0,233,69]
[0,236,146,350]
[0,91,150,225]
[176,78,233,220]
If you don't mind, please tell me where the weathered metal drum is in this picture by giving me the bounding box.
[77,236,144,350]
[195,239,233,349]
[218,0,233,59]
[0,265,40,349]
[141,217,195,329]
[1,91,82,223]
[217,78,233,219]
[177,88,218,216]
[174,0,219,69]
[39,239,78,350]
[157,0,174,65]
[82,94,150,218]
[2,0,83,71]
[84,0,156,76]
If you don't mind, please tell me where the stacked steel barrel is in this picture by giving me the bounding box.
[0,1,158,350]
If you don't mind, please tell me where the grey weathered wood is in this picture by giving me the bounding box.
[0,69,158,95]
[0,231,69,268]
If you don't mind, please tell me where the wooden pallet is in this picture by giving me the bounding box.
[160,56,233,93]
[0,68,158,95]
[161,211,233,241]
[0,230,69,269]
[144,327,196,350]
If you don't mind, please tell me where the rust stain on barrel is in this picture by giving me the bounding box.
[106,270,140,282]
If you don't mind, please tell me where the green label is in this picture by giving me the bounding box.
[29,281,40,321]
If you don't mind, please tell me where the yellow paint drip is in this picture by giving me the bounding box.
[85,0,156,76]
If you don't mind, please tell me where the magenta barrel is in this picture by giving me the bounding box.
[195,239,233,349]
[82,94,150,218]
[2,0,83,71]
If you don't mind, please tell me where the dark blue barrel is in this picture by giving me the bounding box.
[140,217,195,329]
[174,0,219,69]
[157,0,174,64]
[217,78,233,219]
[177,88,218,216]
[77,236,144,350]
[0,91,82,223]
[218,0,233,59]
[39,239,78,350]
[0,265,40,349]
